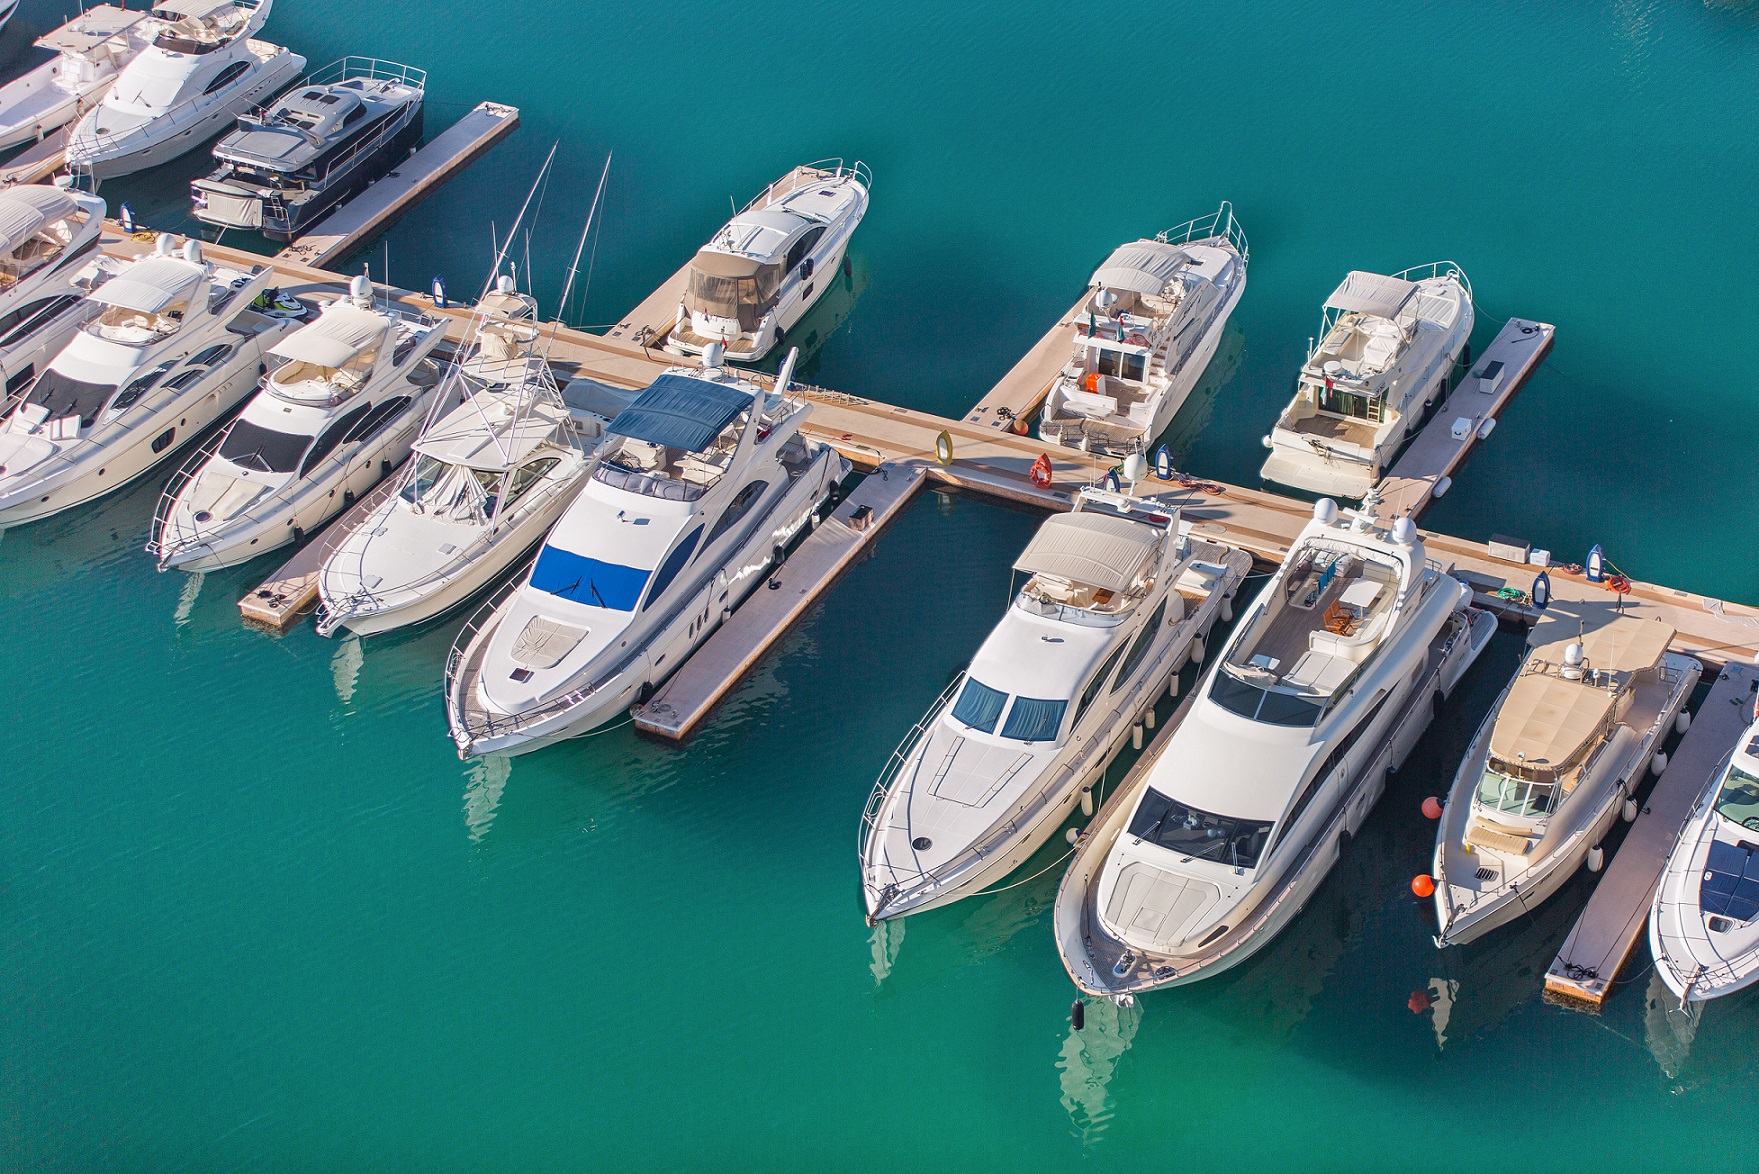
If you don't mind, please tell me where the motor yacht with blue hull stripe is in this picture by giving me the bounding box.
[1055,490,1496,996]
[446,350,847,759]
[859,490,1251,922]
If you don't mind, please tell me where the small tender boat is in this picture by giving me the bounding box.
[1432,601,1700,947]
[1260,264,1473,499]
[1056,490,1494,995]
[0,234,294,529]
[0,6,150,152]
[860,490,1250,921]
[447,349,847,758]
[150,275,449,571]
[191,58,425,240]
[665,160,869,362]
[1038,205,1248,458]
[1652,706,1759,1003]
[65,0,305,180]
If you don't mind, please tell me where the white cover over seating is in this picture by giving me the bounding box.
[270,302,387,367]
[95,257,202,312]
[1325,271,1416,320]
[1014,511,1158,593]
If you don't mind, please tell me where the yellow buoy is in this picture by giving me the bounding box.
[935,429,953,466]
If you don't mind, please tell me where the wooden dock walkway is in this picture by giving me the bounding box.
[1379,318,1555,520]
[1543,660,1759,1009]
[238,474,403,630]
[962,292,1083,433]
[0,126,68,186]
[631,460,929,739]
[275,101,519,269]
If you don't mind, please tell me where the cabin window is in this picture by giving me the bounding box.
[1000,696,1067,743]
[1318,383,1382,422]
[0,295,82,348]
[344,395,412,446]
[162,368,207,392]
[26,369,114,425]
[506,457,560,505]
[785,227,826,274]
[203,61,251,95]
[342,105,367,127]
[1111,599,1169,693]
[705,480,768,547]
[951,678,1008,735]
[1074,645,1127,727]
[1095,348,1147,382]
[528,545,650,611]
[643,525,704,610]
[1128,790,1272,868]
[105,363,173,415]
[220,419,310,473]
[399,454,448,504]
[1275,690,1392,850]
[1714,765,1759,829]
[1209,670,1324,727]
[189,344,234,367]
[299,402,374,477]
[1476,770,1558,818]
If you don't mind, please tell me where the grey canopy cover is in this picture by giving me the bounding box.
[1090,241,1192,295]
[607,374,750,453]
[1324,271,1417,320]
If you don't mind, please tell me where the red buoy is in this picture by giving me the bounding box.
[1421,796,1443,820]
[1411,874,1436,898]
[1030,453,1054,489]
[1408,990,1432,1014]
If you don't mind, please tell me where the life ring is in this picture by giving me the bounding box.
[1029,453,1053,489]
[934,429,953,466]
[1607,575,1632,595]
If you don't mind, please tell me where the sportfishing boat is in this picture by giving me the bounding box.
[65,0,305,181]
[665,160,869,362]
[1651,704,1759,1003]
[860,491,1250,921]
[150,275,449,571]
[0,184,114,394]
[191,58,426,240]
[1055,489,1494,995]
[447,349,847,758]
[312,356,630,636]
[1259,264,1473,499]
[0,234,293,529]
[1433,602,1700,947]
[0,6,151,151]
[1038,205,1248,458]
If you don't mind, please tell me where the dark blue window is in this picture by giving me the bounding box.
[1701,840,1759,922]
[643,526,703,610]
[951,678,1007,734]
[529,546,650,611]
[1001,696,1067,742]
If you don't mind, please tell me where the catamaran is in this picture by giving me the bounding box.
[1038,205,1248,457]
[1055,489,1493,995]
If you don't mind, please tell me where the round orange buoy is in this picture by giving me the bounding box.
[1030,453,1054,490]
[1411,874,1436,898]
[1011,411,1030,436]
[1607,575,1632,595]
[1408,990,1432,1015]
[1421,796,1443,820]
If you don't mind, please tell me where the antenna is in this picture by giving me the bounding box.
[543,152,611,361]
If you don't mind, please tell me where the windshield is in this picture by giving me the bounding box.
[1001,696,1067,742]
[219,419,308,473]
[528,544,650,611]
[1210,669,1324,727]
[951,678,1007,734]
[24,369,113,426]
[399,457,502,521]
[1475,769,1559,819]
[1715,764,1759,832]
[1128,789,1271,869]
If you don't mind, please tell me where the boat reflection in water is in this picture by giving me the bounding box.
[1057,994,1142,1141]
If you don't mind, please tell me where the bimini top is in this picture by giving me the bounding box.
[0,186,77,254]
[95,256,202,312]
[1014,512,1157,593]
[1090,241,1191,296]
[689,251,767,279]
[37,5,145,53]
[1324,271,1417,320]
[152,0,236,19]
[1530,601,1673,675]
[607,374,750,453]
[270,302,386,367]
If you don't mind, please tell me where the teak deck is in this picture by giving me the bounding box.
[1543,661,1759,1009]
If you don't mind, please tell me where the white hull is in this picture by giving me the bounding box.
[670,242,853,362]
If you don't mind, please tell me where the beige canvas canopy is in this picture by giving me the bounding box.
[689,250,763,279]
[96,257,202,313]
[1489,676,1615,781]
[1014,511,1157,593]
[1325,271,1416,320]
[270,302,387,367]
[1528,600,1672,675]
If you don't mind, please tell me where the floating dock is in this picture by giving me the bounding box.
[1543,660,1759,1009]
[0,126,69,186]
[274,101,519,269]
[631,460,929,739]
[238,474,403,630]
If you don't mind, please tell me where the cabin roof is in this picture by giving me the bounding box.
[607,374,749,453]
[1324,271,1416,319]
[270,301,386,366]
[1014,511,1158,593]
[95,256,203,312]
[1091,240,1191,296]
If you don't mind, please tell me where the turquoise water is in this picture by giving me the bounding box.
[5,0,1759,1166]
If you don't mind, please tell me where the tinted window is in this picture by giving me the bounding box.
[189,344,234,366]
[785,226,826,272]
[344,395,411,445]
[108,363,172,413]
[162,368,206,391]
[951,678,1007,734]
[1128,790,1272,869]
[705,480,768,547]
[507,457,560,504]
[203,61,249,94]
[1112,599,1169,693]
[529,545,649,610]
[26,369,113,424]
[299,402,373,477]
[1073,644,1127,728]
[220,419,310,474]
[1281,690,1392,842]
[643,525,703,610]
[1209,671,1323,727]
[1001,696,1067,743]
[0,295,81,348]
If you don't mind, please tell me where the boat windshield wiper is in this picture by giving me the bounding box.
[555,575,583,599]
[587,578,607,608]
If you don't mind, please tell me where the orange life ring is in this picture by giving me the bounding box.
[1607,575,1632,595]
[1030,453,1054,489]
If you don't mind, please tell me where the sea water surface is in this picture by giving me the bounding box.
[3,0,1758,1167]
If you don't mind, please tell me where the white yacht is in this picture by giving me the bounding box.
[860,491,1250,921]
[65,0,305,180]
[0,6,151,151]
[665,160,869,362]
[1055,491,1494,995]
[0,184,115,394]
[1651,704,1759,1003]
[150,276,449,571]
[1260,265,1473,499]
[1038,205,1248,458]
[0,234,292,529]
[313,357,630,638]
[447,351,847,758]
[1433,602,1700,947]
